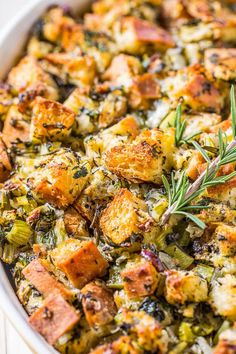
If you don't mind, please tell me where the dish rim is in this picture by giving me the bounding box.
[0,1,90,353]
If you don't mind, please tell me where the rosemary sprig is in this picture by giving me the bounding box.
[161,85,236,229]
[174,102,201,146]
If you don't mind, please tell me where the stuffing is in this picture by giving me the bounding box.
[7,56,58,100]
[2,105,30,146]
[42,53,97,87]
[210,275,236,320]
[100,188,154,244]
[121,258,160,298]
[51,239,108,288]
[165,270,208,305]
[30,97,75,142]
[205,48,236,81]
[165,64,223,112]
[105,128,175,184]
[81,281,117,327]
[28,149,91,208]
[0,134,12,183]
[113,16,175,54]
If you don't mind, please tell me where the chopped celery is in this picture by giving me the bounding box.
[6,220,32,246]
[195,264,214,282]
[169,342,188,354]
[165,244,194,269]
[2,243,16,264]
[0,190,9,210]
[213,320,230,344]
[179,322,195,343]
[54,218,68,245]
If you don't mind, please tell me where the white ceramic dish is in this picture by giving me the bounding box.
[0,1,91,352]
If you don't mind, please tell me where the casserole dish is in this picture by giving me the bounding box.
[0,2,91,353]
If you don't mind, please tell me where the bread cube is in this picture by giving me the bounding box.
[81,281,117,327]
[23,259,72,300]
[215,224,236,258]
[165,64,223,113]
[64,207,89,238]
[165,270,208,305]
[2,105,30,146]
[7,56,58,100]
[114,17,174,54]
[29,149,90,208]
[90,336,138,354]
[42,53,96,87]
[129,73,161,109]
[210,275,236,320]
[30,97,75,142]
[0,134,12,182]
[100,188,154,244]
[121,260,160,298]
[51,239,108,288]
[205,48,236,81]
[29,294,80,345]
[105,128,175,184]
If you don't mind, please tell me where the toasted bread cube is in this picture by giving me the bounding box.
[166,64,223,113]
[64,207,89,238]
[61,23,84,51]
[210,275,236,320]
[100,188,154,244]
[85,116,139,164]
[116,309,167,353]
[0,134,12,183]
[30,97,75,142]
[23,259,72,300]
[7,56,58,100]
[165,270,208,305]
[185,0,214,21]
[114,17,174,54]
[98,90,127,128]
[215,224,236,258]
[41,6,75,43]
[81,281,117,327]
[205,48,236,81]
[103,54,142,89]
[105,128,175,184]
[122,260,160,298]
[0,84,12,117]
[184,112,221,137]
[207,175,236,208]
[129,73,161,109]
[29,149,90,208]
[213,328,236,354]
[2,105,30,146]
[51,239,108,288]
[90,336,138,354]
[29,293,80,345]
[42,53,96,87]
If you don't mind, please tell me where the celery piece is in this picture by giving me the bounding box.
[195,264,214,282]
[179,322,195,343]
[2,243,16,264]
[6,220,32,246]
[165,244,194,269]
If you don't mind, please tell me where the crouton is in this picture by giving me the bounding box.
[114,17,174,54]
[205,48,236,81]
[42,53,96,87]
[214,224,236,257]
[7,56,58,100]
[51,239,108,288]
[29,149,90,208]
[90,336,139,354]
[166,64,223,113]
[100,188,154,244]
[2,105,30,146]
[81,281,117,327]
[184,112,221,137]
[210,275,236,320]
[0,135,12,183]
[116,309,167,353]
[30,97,75,142]
[22,259,72,300]
[103,54,142,89]
[85,116,139,164]
[64,207,89,238]
[98,90,127,128]
[213,328,236,354]
[207,175,236,208]
[121,260,160,298]
[129,73,161,109]
[105,128,175,184]
[185,0,214,22]
[165,270,208,305]
[61,23,84,51]
[29,294,80,345]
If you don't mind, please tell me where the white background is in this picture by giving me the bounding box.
[0,3,33,353]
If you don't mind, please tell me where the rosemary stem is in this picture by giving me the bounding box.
[160,138,236,226]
